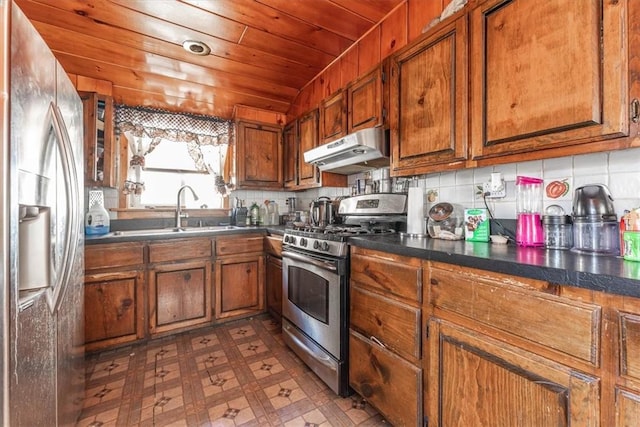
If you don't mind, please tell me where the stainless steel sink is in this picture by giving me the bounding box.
[103,225,240,238]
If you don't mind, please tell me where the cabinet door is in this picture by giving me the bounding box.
[348,66,383,133]
[298,109,320,187]
[350,329,422,427]
[283,120,298,189]
[215,254,265,320]
[84,270,144,351]
[265,255,282,319]
[470,0,627,160]
[615,309,640,426]
[80,92,116,187]
[350,284,421,363]
[236,121,282,189]
[390,16,468,176]
[616,388,640,427]
[319,90,347,143]
[149,261,212,335]
[428,319,600,426]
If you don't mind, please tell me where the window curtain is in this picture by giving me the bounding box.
[114,105,234,196]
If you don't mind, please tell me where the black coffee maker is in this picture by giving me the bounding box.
[230,198,248,226]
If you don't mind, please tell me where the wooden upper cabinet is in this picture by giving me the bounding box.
[80,91,116,187]
[290,108,347,190]
[470,0,628,160]
[347,66,384,134]
[319,89,347,143]
[283,120,298,189]
[298,108,320,187]
[235,120,283,189]
[390,15,468,176]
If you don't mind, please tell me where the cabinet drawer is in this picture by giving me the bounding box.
[430,263,601,365]
[620,312,640,382]
[216,234,264,256]
[264,235,283,257]
[148,238,212,263]
[349,329,422,427]
[85,242,144,271]
[351,284,421,362]
[350,247,422,303]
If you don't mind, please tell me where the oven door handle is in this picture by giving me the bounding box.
[282,251,338,272]
[284,325,337,372]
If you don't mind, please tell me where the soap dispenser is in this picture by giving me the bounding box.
[85,189,110,235]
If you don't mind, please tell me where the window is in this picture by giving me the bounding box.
[115,105,233,209]
[139,140,226,208]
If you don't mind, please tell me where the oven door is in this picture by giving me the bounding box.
[282,249,345,360]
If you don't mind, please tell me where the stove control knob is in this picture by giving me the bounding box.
[321,242,330,252]
[289,236,297,244]
[300,238,307,247]
[284,236,290,243]
[313,241,320,249]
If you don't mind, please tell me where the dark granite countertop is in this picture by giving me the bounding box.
[348,234,640,299]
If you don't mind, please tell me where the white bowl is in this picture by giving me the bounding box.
[490,234,508,244]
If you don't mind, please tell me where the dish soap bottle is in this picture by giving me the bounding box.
[85,189,110,235]
[250,202,260,226]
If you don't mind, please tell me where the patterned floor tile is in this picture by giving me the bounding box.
[79,315,388,427]
[208,395,257,425]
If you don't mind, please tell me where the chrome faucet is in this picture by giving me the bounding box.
[175,185,199,229]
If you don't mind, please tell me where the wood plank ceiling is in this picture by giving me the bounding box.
[15,0,405,119]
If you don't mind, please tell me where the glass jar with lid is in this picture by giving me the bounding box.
[543,205,573,249]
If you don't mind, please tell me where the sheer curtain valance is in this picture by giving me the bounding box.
[114,105,234,196]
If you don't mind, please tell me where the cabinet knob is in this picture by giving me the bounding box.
[430,278,439,285]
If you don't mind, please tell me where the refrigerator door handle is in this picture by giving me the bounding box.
[44,103,81,313]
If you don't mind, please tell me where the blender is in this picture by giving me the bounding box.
[516,176,544,246]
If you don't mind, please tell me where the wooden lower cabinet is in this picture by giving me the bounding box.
[84,241,145,352]
[349,247,423,426]
[428,318,599,426]
[265,255,282,319]
[215,254,264,319]
[148,238,214,336]
[609,296,640,426]
[350,330,422,426]
[214,234,265,320]
[149,260,212,335]
[84,269,144,352]
[264,235,283,319]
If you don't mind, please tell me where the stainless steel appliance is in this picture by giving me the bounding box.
[309,196,338,228]
[571,184,619,255]
[282,193,407,397]
[303,127,390,175]
[1,3,84,425]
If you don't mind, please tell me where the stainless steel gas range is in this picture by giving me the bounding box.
[281,193,407,397]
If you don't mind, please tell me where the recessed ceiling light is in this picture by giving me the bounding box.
[182,40,211,56]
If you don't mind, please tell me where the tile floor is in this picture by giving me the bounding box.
[78,314,388,426]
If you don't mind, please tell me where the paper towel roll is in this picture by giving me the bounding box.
[406,187,425,235]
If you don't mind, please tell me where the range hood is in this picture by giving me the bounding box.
[303,127,390,175]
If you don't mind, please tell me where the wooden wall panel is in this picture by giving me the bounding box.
[358,26,381,76]
[340,46,359,87]
[408,0,446,42]
[233,105,286,125]
[73,74,114,96]
[381,3,408,58]
[320,63,341,99]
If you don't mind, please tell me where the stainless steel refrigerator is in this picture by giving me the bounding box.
[1,2,85,425]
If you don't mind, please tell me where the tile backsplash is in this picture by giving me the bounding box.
[98,146,640,222]
[349,148,640,219]
[399,147,640,220]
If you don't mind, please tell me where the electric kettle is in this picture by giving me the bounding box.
[310,196,336,228]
